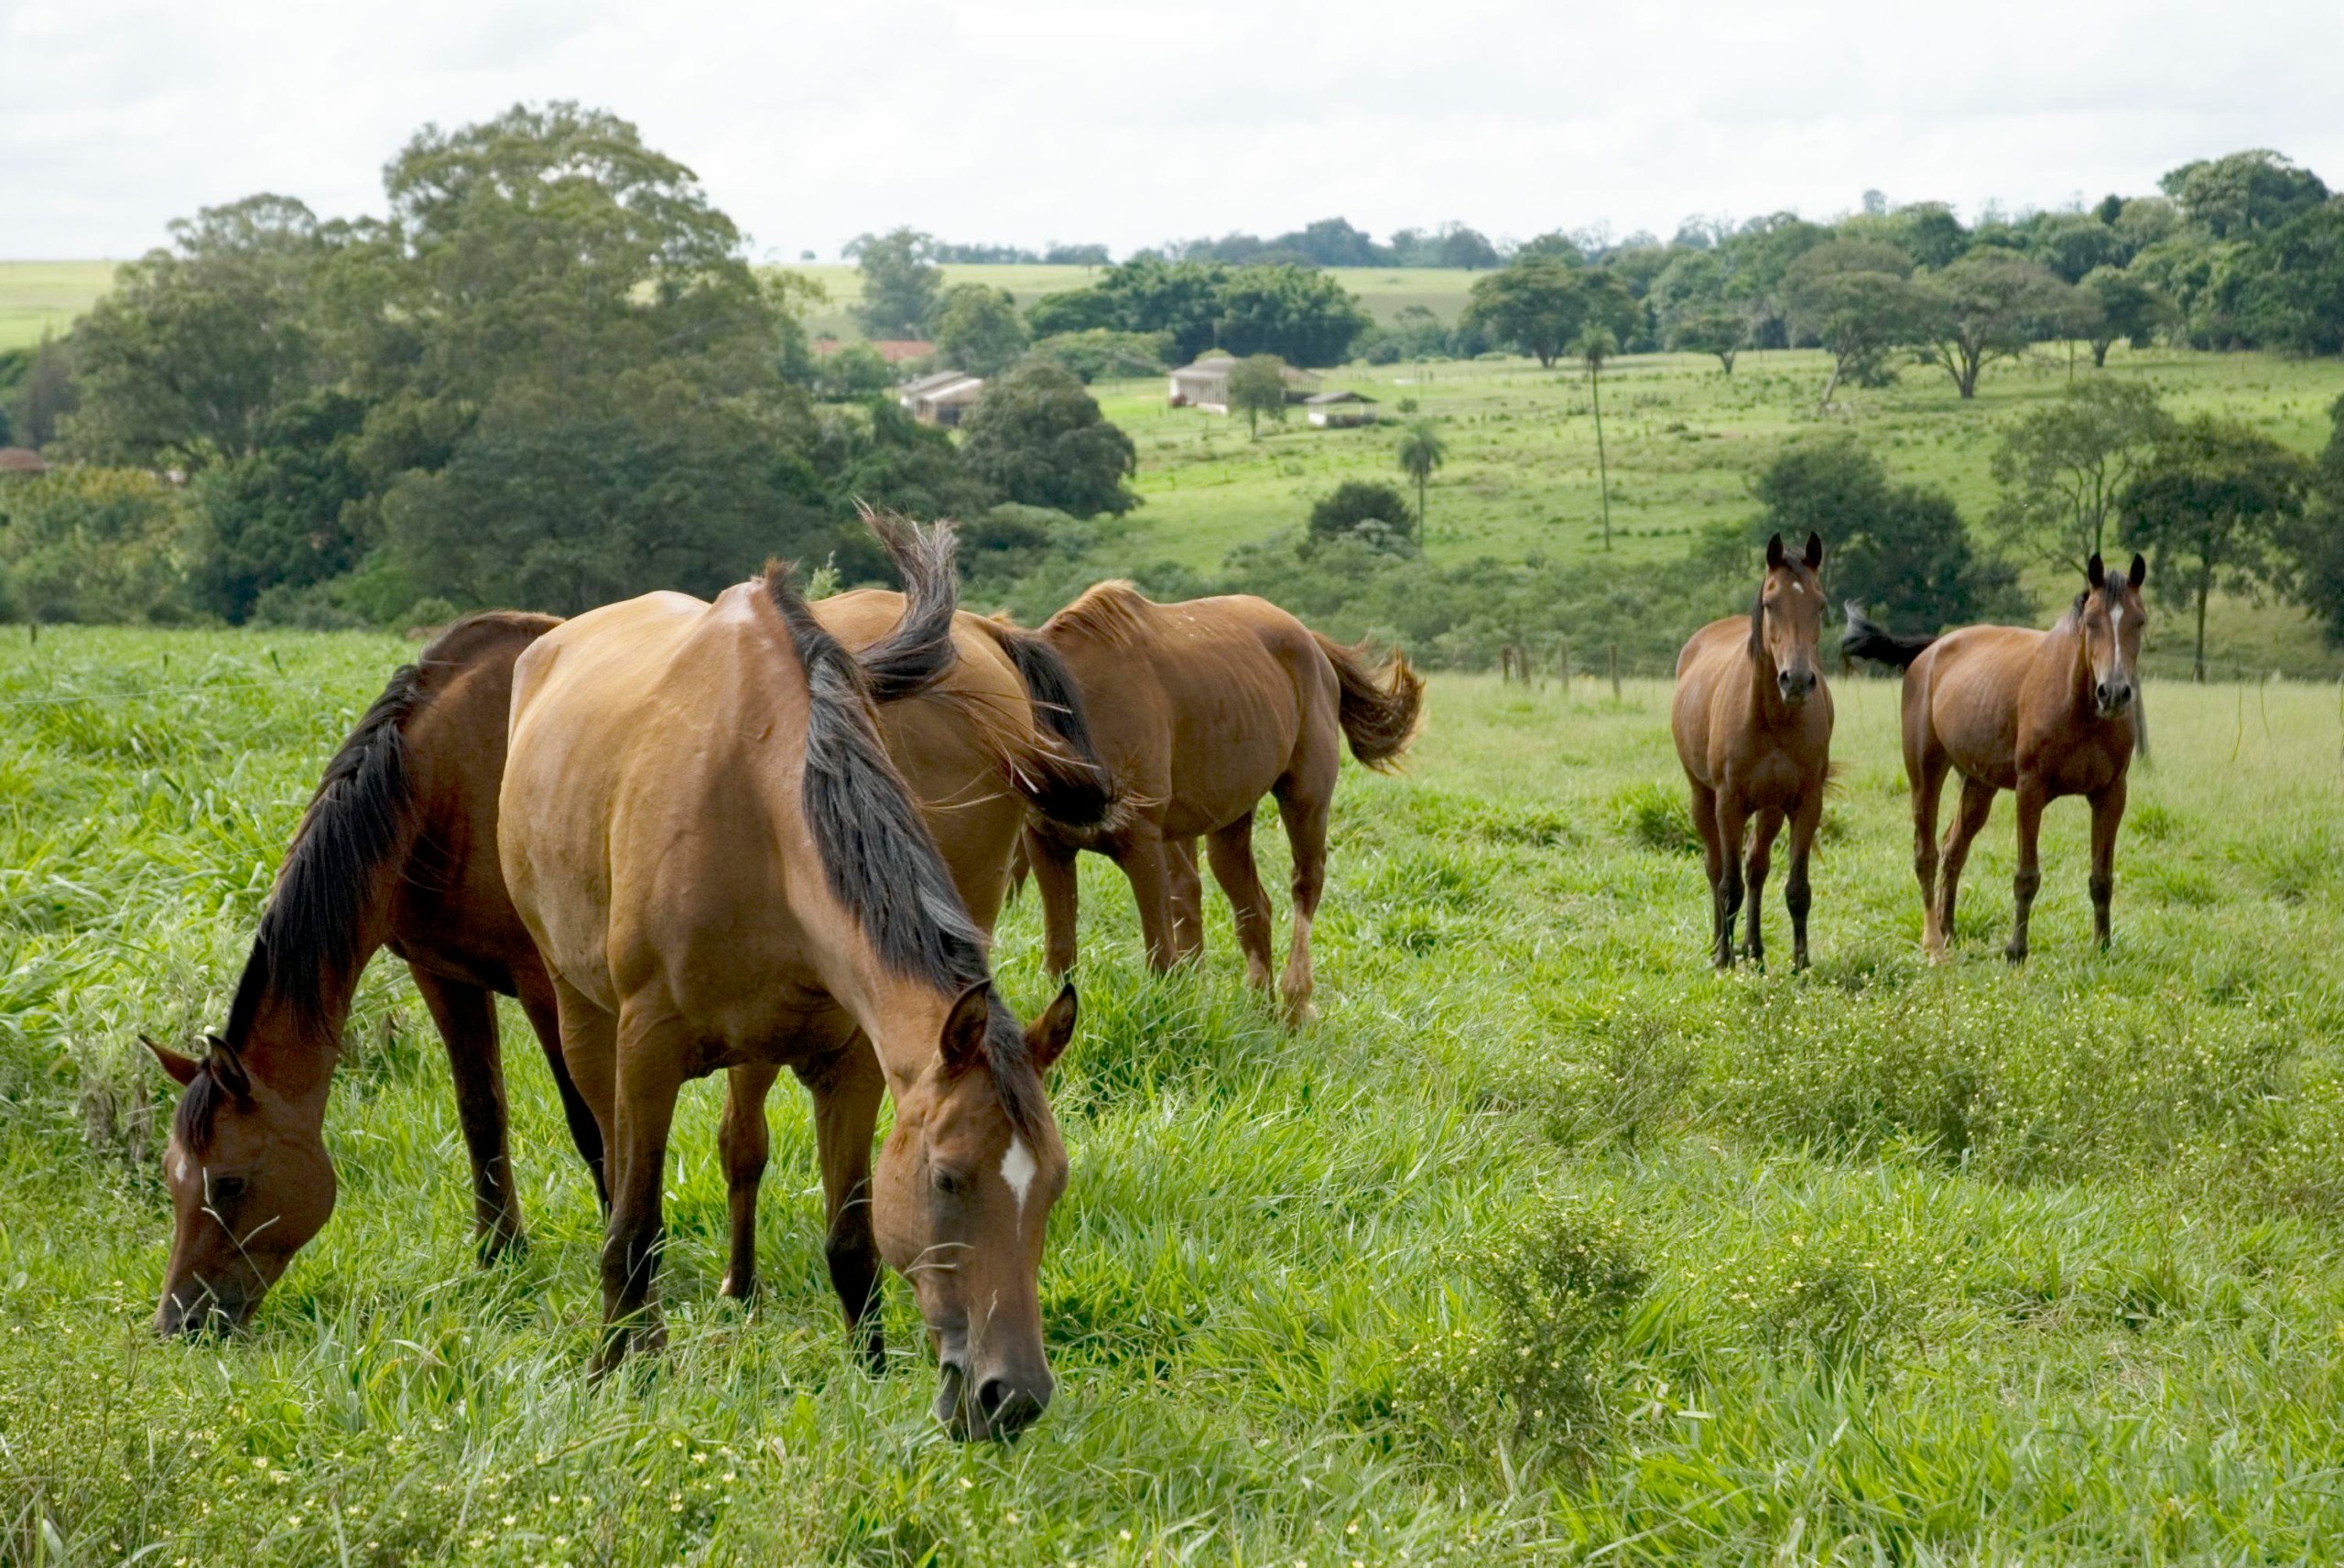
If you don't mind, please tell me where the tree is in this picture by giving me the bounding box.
[2122,416,2307,680]
[849,227,943,338]
[931,283,1030,375]
[1754,440,2019,632]
[2290,394,2344,645]
[957,362,1138,518]
[0,465,192,624]
[1579,325,1619,549]
[2077,266,2169,365]
[1651,249,1747,371]
[1308,480,1416,554]
[1394,418,1447,524]
[1782,241,1915,407]
[2234,202,2344,356]
[63,194,328,467]
[1906,252,2074,398]
[191,390,376,622]
[1026,330,1173,383]
[1227,354,1290,438]
[1460,256,1588,367]
[1990,381,2173,576]
[2159,150,2329,241]
[2028,211,2129,283]
[4,332,79,450]
[1210,266,1372,367]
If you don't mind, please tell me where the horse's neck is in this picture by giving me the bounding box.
[1745,634,1786,729]
[238,859,408,1102]
[849,968,959,1097]
[2042,620,2095,718]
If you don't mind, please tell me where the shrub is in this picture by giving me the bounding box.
[1308,480,1416,552]
[0,466,192,624]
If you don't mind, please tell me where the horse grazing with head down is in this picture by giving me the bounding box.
[1843,552,2148,963]
[146,518,1116,1390]
[501,530,1078,1439]
[1670,532,1833,969]
[1018,583,1423,1024]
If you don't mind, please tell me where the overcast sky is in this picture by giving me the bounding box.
[5,0,2340,261]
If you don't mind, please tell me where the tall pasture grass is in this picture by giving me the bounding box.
[5,628,2344,1563]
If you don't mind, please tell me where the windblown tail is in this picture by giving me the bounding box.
[973,620,1126,832]
[852,508,962,702]
[1313,633,1425,770]
[1840,601,1937,669]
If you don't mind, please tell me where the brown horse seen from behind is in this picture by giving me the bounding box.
[1019,584,1423,1024]
[1671,532,1833,969]
[1844,552,2147,962]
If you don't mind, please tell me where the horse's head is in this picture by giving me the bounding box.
[144,1033,335,1336]
[875,981,1075,1442]
[2078,552,2148,718]
[1756,531,1827,707]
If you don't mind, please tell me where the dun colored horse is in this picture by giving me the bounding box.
[1843,552,2148,962]
[1017,583,1423,1024]
[1670,532,1833,969]
[146,518,1113,1372]
[501,534,1078,1438]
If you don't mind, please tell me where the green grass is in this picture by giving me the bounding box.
[7,624,2344,1563]
[0,261,119,351]
[1098,345,2344,679]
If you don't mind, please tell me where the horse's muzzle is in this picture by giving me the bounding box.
[2095,678,2134,717]
[934,1357,1052,1442]
[1777,669,1818,706]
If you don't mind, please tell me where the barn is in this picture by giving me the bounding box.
[1304,391,1380,428]
[1167,355,1320,413]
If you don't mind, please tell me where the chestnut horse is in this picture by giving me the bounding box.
[1843,552,2147,962]
[146,520,1114,1357]
[502,543,1077,1437]
[1017,583,1423,1024]
[1670,532,1832,969]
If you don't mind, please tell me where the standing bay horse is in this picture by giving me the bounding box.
[501,545,1077,1438]
[146,518,1114,1368]
[1018,584,1424,1024]
[1670,532,1833,969]
[1843,552,2147,962]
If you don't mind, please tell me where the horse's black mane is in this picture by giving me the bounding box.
[762,552,1052,1145]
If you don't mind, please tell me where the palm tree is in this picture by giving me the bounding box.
[1578,325,1619,549]
[1394,418,1447,539]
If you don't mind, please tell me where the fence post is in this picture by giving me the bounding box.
[1607,643,1621,702]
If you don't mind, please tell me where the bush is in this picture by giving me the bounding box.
[1307,480,1416,552]
[1026,330,1172,384]
[1400,1196,1646,1462]
[0,466,192,624]
[958,362,1138,519]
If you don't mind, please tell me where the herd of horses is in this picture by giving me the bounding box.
[139,514,2147,1443]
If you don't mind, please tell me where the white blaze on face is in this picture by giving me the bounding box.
[167,1140,191,1187]
[1000,1137,1037,1223]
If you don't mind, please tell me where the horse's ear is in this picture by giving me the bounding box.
[1804,532,1824,568]
[144,1034,201,1087]
[2128,552,2148,589]
[939,982,992,1076]
[204,1033,251,1101]
[2087,553,2106,590]
[1025,983,1077,1073]
[1765,533,1786,569]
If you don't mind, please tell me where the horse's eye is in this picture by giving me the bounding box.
[207,1174,246,1204]
[931,1168,966,1198]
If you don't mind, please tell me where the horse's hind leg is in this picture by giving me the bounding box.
[1911,747,1953,959]
[414,967,527,1260]
[2088,776,2127,951]
[1167,836,1207,963]
[1742,806,1785,968]
[1205,813,1275,993]
[1712,792,1751,969]
[1274,773,1334,1028]
[596,1001,689,1374]
[718,1061,781,1300]
[798,1038,887,1374]
[1028,831,1081,979]
[1936,776,1996,950]
[2006,775,2048,964]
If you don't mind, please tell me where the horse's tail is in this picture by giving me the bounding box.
[971,619,1127,833]
[1840,601,1937,669]
[852,508,962,703]
[1313,632,1425,771]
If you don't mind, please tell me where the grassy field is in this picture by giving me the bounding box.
[1095,345,2344,679]
[0,262,118,352]
[6,625,2344,1563]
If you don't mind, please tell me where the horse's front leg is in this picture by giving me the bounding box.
[2005,776,2048,965]
[1713,792,1750,969]
[2088,775,2126,951]
[1785,790,1824,971]
[1742,806,1785,968]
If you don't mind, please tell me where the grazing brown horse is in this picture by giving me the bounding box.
[1843,552,2147,962]
[146,520,1113,1351]
[1670,532,1833,969]
[502,542,1077,1438]
[1017,583,1424,1024]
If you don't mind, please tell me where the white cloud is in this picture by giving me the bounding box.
[3,0,2339,258]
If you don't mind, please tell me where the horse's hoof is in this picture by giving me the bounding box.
[2002,945,2027,966]
[718,1273,756,1302]
[477,1227,528,1265]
